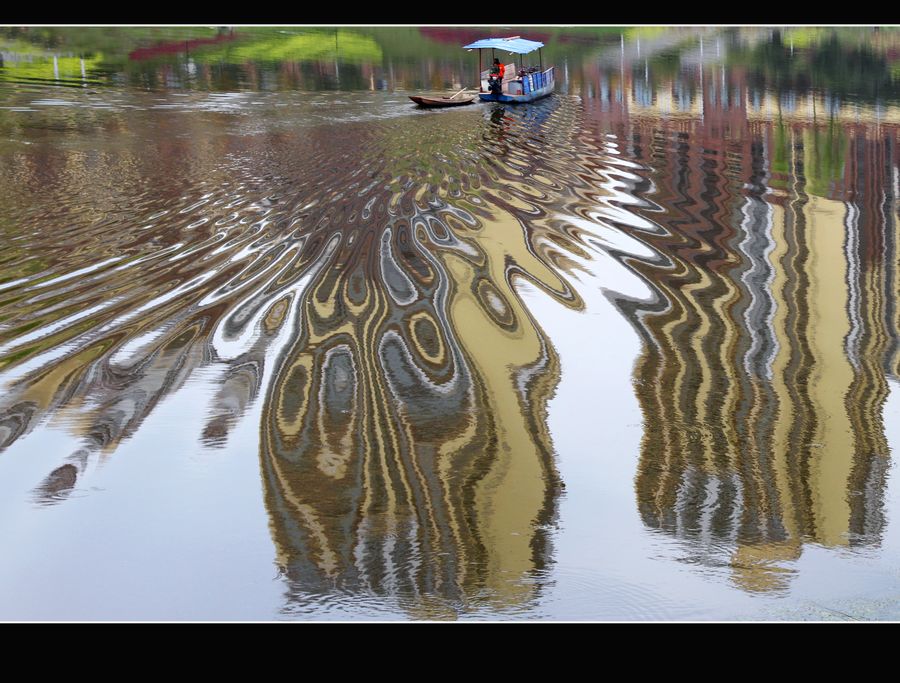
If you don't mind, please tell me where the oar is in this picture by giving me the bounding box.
[449,88,472,100]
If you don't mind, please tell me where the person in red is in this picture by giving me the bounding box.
[488,58,505,95]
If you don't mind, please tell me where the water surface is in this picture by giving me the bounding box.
[1,26,899,620]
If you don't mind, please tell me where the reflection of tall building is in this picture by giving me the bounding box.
[236,102,580,615]
[572,49,898,592]
[260,197,563,614]
[841,129,898,537]
[614,118,894,592]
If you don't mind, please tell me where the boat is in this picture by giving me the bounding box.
[463,36,555,104]
[408,92,477,108]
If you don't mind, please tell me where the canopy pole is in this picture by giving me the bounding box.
[479,49,482,92]
[539,47,543,72]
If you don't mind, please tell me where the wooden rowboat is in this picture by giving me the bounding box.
[409,90,477,108]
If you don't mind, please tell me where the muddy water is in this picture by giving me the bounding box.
[0,28,899,620]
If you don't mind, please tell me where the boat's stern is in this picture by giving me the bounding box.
[479,66,555,103]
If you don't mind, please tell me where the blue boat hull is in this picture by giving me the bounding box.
[478,66,556,104]
[478,89,553,104]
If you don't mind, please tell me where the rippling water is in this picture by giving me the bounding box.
[1,27,900,620]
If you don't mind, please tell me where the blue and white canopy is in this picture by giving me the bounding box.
[463,37,544,54]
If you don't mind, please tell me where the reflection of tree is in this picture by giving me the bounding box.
[194,30,382,66]
[802,121,845,199]
[730,30,900,103]
[0,54,103,83]
[0,26,629,94]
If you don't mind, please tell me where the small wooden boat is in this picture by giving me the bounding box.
[409,91,477,108]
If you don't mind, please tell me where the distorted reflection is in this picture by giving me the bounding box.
[0,27,898,618]
[580,54,897,593]
[260,202,567,615]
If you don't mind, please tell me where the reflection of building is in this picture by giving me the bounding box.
[0,120,255,501]
[239,104,580,615]
[260,197,563,614]
[841,129,898,535]
[589,86,897,591]
[0,94,574,614]
[0,319,212,503]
